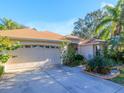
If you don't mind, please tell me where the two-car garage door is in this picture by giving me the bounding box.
[6,45,61,71]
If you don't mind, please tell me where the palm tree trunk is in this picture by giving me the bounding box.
[114,24,122,36]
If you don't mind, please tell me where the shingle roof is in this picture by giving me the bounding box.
[0,29,104,45]
[0,29,64,41]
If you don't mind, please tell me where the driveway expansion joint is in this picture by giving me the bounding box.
[44,71,73,93]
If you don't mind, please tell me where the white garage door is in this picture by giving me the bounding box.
[8,45,61,71]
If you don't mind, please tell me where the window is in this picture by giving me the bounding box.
[56,46,59,49]
[25,45,31,48]
[45,46,49,48]
[51,46,55,48]
[32,45,37,48]
[39,45,44,48]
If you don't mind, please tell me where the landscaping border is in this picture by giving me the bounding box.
[83,70,120,79]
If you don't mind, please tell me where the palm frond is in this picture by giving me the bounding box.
[116,0,124,9]
[0,24,6,30]
[98,26,111,40]
[104,5,118,18]
[95,16,113,35]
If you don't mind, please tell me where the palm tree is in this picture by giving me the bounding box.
[0,17,26,30]
[95,0,124,52]
[96,0,124,39]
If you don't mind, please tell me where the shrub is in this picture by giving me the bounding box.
[0,54,10,63]
[62,46,86,67]
[74,54,84,61]
[104,48,124,64]
[62,46,76,66]
[74,54,87,65]
[86,56,115,74]
[65,55,86,67]
[117,51,124,62]
[0,65,4,76]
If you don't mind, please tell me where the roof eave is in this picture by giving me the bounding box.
[5,36,64,42]
[79,42,101,46]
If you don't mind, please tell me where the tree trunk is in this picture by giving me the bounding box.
[114,24,122,36]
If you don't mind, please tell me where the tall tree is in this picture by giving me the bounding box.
[72,9,107,39]
[95,0,124,51]
[96,0,124,39]
[0,17,27,30]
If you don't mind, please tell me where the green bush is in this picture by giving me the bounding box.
[63,54,86,67]
[86,56,115,74]
[74,54,87,65]
[62,45,86,67]
[62,46,76,66]
[0,54,10,63]
[117,51,124,62]
[104,48,124,64]
[0,65,4,76]
[74,54,84,61]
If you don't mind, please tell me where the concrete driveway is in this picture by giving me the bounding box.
[0,66,124,93]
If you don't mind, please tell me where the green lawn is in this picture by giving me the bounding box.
[110,68,124,86]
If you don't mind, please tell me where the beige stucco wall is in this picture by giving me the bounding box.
[78,45,94,59]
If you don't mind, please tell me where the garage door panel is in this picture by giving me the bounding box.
[8,47,61,65]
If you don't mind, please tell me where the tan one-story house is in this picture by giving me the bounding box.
[0,28,103,71]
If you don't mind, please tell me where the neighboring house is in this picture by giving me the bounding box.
[0,29,103,70]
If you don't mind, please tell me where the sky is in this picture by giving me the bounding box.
[0,0,117,35]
